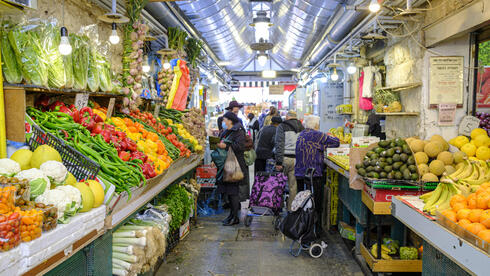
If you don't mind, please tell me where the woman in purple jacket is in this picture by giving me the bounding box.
[295,116,340,223]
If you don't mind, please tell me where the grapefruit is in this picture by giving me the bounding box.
[30,145,62,169]
[73,181,94,212]
[86,180,104,208]
[10,149,32,170]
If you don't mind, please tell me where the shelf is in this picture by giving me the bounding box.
[377,82,422,92]
[375,112,420,116]
[391,196,489,275]
[360,243,422,273]
[325,158,349,178]
[338,112,353,115]
[361,189,392,215]
[4,83,125,98]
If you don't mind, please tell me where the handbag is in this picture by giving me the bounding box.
[223,147,244,182]
[244,149,257,166]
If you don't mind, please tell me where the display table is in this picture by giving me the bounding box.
[391,196,489,276]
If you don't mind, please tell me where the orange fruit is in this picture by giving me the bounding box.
[477,229,490,243]
[467,193,477,209]
[457,208,472,221]
[452,201,468,212]
[476,192,490,209]
[468,209,484,223]
[441,209,457,222]
[458,219,472,229]
[480,210,490,228]
[467,223,486,235]
[450,194,466,209]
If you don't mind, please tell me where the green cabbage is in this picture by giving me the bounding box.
[1,24,22,83]
[8,24,48,86]
[70,34,89,90]
[41,22,66,88]
[87,46,100,92]
[30,178,48,200]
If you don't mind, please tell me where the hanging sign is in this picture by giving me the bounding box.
[429,56,464,105]
[459,116,481,136]
[74,93,89,110]
[269,85,285,95]
[438,103,456,126]
[106,98,116,119]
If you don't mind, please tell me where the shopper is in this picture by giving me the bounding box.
[258,108,268,129]
[216,111,248,226]
[225,100,245,127]
[247,113,260,144]
[295,115,340,221]
[217,115,225,135]
[275,110,304,210]
[263,106,279,127]
[255,116,282,173]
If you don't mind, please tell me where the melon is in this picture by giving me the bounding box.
[418,164,430,175]
[445,165,456,174]
[430,135,449,151]
[453,151,467,164]
[86,180,104,208]
[410,139,425,153]
[424,141,443,158]
[65,172,77,186]
[414,152,429,164]
[30,145,62,169]
[10,149,32,170]
[437,151,454,165]
[422,173,439,182]
[73,181,94,212]
[429,160,445,176]
[471,128,487,140]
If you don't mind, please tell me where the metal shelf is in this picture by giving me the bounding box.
[4,83,125,98]
[391,196,489,276]
[377,82,422,92]
[325,158,349,178]
[375,112,420,116]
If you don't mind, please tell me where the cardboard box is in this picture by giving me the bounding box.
[179,219,190,240]
[363,184,424,202]
[196,165,217,188]
[339,221,356,241]
[351,136,380,148]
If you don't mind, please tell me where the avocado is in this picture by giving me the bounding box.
[403,144,412,154]
[356,163,363,170]
[411,173,419,181]
[366,151,375,157]
[372,172,380,179]
[386,157,393,165]
[394,147,402,154]
[393,162,403,170]
[393,154,401,162]
[403,170,411,180]
[386,148,395,157]
[366,166,374,172]
[380,151,387,157]
[378,140,390,148]
[400,164,408,172]
[387,172,395,179]
[371,153,379,160]
[377,162,387,168]
[400,153,409,162]
[390,141,396,148]
[358,168,366,176]
[395,138,406,146]
[374,147,384,154]
[395,171,403,180]
[408,164,417,173]
[384,165,393,172]
[363,159,371,167]
[374,166,382,173]
[370,160,377,166]
[379,157,386,162]
[407,156,415,165]
[380,172,387,178]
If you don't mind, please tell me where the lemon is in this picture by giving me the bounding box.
[451,136,470,149]
[10,149,33,170]
[461,143,477,157]
[471,128,487,140]
[476,146,490,161]
[473,134,490,148]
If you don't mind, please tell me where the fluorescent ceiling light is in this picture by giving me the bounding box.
[262,70,276,78]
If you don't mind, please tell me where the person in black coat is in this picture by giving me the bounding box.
[255,116,282,173]
[217,111,249,226]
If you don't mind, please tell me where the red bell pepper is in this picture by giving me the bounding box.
[48,101,66,111]
[80,116,95,130]
[58,105,72,115]
[93,114,104,123]
[118,151,131,162]
[80,106,93,117]
[72,110,80,123]
[126,139,137,152]
[92,122,104,135]
[101,129,111,143]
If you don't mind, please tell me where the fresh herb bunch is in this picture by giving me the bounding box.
[185,38,203,67]
[159,184,192,232]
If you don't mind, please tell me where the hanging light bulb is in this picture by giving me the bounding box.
[109,23,120,44]
[59,27,72,55]
[163,60,171,70]
[369,0,381,13]
[330,68,339,81]
[347,63,357,74]
[257,52,268,66]
[251,11,272,42]
[142,56,150,73]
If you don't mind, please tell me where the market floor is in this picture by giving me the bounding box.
[156,211,363,276]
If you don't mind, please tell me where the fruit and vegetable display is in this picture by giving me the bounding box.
[335,104,352,114]
[369,238,419,260]
[327,155,349,170]
[373,89,402,113]
[328,127,352,144]
[355,138,418,181]
[475,112,490,135]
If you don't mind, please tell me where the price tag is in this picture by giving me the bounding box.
[459,116,480,136]
[63,245,73,256]
[107,98,116,119]
[74,93,89,110]
[154,104,161,118]
[438,103,456,126]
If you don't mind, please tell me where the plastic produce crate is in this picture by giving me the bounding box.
[45,248,88,276]
[87,231,112,276]
[422,240,471,276]
[27,123,100,181]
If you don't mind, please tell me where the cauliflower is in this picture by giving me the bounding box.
[15,168,50,199]
[0,158,21,176]
[40,161,67,186]
[400,246,419,260]
[35,189,71,222]
[56,185,82,215]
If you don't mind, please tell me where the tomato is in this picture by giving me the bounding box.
[0,216,6,223]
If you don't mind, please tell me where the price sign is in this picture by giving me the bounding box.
[74,93,89,110]
[459,116,481,136]
[438,103,456,126]
[154,104,161,118]
[107,98,116,119]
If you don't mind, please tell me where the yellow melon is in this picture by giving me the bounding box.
[437,151,454,165]
[424,141,443,158]
[471,128,487,140]
[429,160,445,176]
[410,139,425,153]
[422,173,439,182]
[414,152,429,164]
[431,135,449,151]
[453,151,467,164]
[461,143,477,157]
[418,164,430,175]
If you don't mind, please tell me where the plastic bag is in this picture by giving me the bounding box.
[70,34,89,90]
[171,59,190,111]
[41,19,66,88]
[97,44,112,92]
[8,20,48,86]
[223,147,244,182]
[87,45,100,92]
[1,22,22,83]
[165,59,182,109]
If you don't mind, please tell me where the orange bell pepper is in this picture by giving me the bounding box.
[146,132,159,142]
[123,118,134,127]
[156,140,166,155]
[128,126,138,133]
[141,129,148,139]
[134,122,144,132]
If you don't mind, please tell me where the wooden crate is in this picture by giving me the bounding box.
[360,243,422,273]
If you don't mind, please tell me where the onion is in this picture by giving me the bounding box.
[129,99,135,106]
[132,42,139,51]
[122,87,130,95]
[137,29,143,35]
[138,34,145,41]
[127,76,134,84]
[137,65,142,71]
[129,69,138,76]
[133,22,139,29]
[123,97,130,106]
[130,32,138,41]
[135,75,142,82]
[137,49,143,55]
[121,107,130,114]
[137,57,142,63]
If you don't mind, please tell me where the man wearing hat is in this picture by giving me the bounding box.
[225,100,246,127]
[275,110,304,210]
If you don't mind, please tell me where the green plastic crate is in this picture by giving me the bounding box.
[87,232,112,276]
[45,248,89,276]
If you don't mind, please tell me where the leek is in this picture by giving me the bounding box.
[113,252,138,263]
[98,52,112,92]
[42,22,66,88]
[113,231,136,238]
[113,245,133,255]
[113,257,132,269]
[113,237,146,247]
[1,23,22,83]
[112,267,128,276]
[63,53,74,88]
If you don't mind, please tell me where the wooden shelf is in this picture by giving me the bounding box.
[338,112,353,115]
[4,83,125,98]
[360,243,422,273]
[361,189,392,215]
[376,112,420,116]
[377,82,422,92]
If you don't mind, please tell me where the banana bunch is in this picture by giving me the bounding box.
[335,104,352,114]
[370,243,392,260]
[421,182,461,215]
[327,128,351,144]
[328,155,349,170]
[444,159,490,193]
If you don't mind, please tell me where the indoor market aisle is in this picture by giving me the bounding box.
[157,213,363,276]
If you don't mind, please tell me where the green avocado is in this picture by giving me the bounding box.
[358,168,366,176]
[378,140,390,148]
[403,169,411,180]
[356,163,363,170]
[366,166,374,172]
[411,173,419,181]
[403,144,412,154]
[374,166,382,173]
[380,172,388,178]
[393,154,401,162]
[386,157,393,165]
[400,164,408,172]
[395,171,403,180]
[400,153,409,162]
[387,172,395,179]
[363,159,371,167]
[374,147,384,154]
[384,165,393,173]
[386,148,395,157]
[371,172,380,179]
[370,160,378,166]
[407,156,415,165]
[395,138,406,146]
[408,165,417,173]
[394,147,402,154]
[393,162,403,170]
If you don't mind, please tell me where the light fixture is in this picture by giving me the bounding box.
[262,70,276,78]
[320,75,328,83]
[109,23,120,44]
[369,0,381,13]
[217,61,231,66]
[142,56,150,73]
[198,84,204,90]
[250,11,272,42]
[257,52,268,66]
[58,0,72,56]
[330,68,339,81]
[347,63,357,74]
[163,60,171,70]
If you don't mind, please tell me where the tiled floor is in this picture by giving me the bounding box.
[157,212,363,276]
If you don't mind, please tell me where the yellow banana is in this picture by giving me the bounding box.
[431,184,449,210]
[465,163,480,180]
[420,191,434,202]
[448,160,468,180]
[424,184,444,211]
[452,160,473,180]
[381,252,393,260]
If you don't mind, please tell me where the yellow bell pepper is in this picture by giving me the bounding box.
[93,109,107,122]
[147,153,157,163]
[137,140,146,152]
[111,117,126,128]
[144,139,158,153]
[128,132,142,142]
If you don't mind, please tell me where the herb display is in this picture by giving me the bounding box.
[159,184,192,232]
